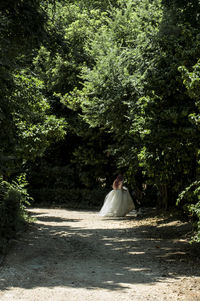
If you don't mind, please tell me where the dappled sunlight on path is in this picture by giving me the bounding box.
[0,208,199,301]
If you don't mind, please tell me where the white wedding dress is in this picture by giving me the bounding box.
[99,187,135,217]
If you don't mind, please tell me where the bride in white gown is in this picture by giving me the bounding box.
[99,175,135,217]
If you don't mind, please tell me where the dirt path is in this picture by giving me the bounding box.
[0,208,200,301]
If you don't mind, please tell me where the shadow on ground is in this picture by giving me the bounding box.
[0,208,199,292]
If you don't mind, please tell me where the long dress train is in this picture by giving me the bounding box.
[99,187,135,217]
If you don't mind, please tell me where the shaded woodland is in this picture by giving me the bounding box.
[1,0,200,250]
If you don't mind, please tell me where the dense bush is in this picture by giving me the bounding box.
[0,176,32,253]
[177,181,200,243]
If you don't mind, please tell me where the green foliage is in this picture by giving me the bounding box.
[71,0,163,182]
[179,61,200,129]
[0,0,68,250]
[13,73,67,161]
[127,0,200,208]
[0,0,67,178]
[0,71,67,177]
[1,0,200,244]
[80,0,162,130]
[177,181,200,242]
[0,175,32,253]
[176,59,200,242]
[27,1,118,198]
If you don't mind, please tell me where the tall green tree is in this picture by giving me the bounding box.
[73,0,162,187]
[177,59,200,241]
[134,0,200,207]
[0,0,66,178]
[0,0,66,250]
[28,1,123,200]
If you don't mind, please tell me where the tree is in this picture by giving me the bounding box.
[134,0,200,207]
[0,0,66,250]
[74,0,162,189]
[177,60,200,241]
[0,0,66,178]
[26,1,119,205]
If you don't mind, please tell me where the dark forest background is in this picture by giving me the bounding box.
[1,0,200,250]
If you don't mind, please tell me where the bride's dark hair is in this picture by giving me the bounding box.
[114,174,124,188]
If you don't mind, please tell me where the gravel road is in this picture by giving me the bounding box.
[0,208,199,301]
